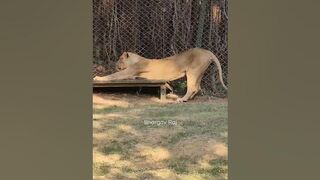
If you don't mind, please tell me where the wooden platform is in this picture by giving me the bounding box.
[93,79,167,100]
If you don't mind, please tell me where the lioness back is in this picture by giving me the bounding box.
[135,48,213,81]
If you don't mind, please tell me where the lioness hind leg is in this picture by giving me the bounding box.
[177,72,202,102]
[189,79,202,99]
[189,69,207,99]
[178,77,204,102]
[177,61,209,102]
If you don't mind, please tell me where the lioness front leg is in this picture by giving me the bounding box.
[93,68,137,81]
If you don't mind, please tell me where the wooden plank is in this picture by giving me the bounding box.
[160,85,166,101]
[93,83,164,87]
[92,79,167,101]
[93,79,166,88]
[93,79,166,84]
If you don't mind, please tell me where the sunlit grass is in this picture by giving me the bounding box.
[93,97,228,180]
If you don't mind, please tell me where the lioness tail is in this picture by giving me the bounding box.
[209,53,228,91]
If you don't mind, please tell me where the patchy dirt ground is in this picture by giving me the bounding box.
[93,93,228,180]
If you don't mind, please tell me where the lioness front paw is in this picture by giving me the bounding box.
[93,76,104,81]
[176,98,188,103]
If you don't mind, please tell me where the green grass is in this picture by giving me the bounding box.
[199,158,228,176]
[93,163,110,176]
[101,141,123,155]
[93,99,228,179]
[168,131,191,144]
[167,157,197,174]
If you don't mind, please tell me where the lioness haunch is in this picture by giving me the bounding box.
[94,48,228,102]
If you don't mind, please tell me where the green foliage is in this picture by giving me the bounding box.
[173,81,187,94]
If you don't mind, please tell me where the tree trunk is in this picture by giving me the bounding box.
[195,0,208,47]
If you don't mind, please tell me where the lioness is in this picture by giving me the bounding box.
[94,48,227,102]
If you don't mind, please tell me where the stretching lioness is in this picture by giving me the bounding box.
[94,48,227,102]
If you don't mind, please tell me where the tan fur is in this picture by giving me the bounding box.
[94,48,227,102]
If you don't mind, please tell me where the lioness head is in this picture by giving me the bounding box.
[116,52,141,71]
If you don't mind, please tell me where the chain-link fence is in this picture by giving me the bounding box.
[93,0,228,97]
